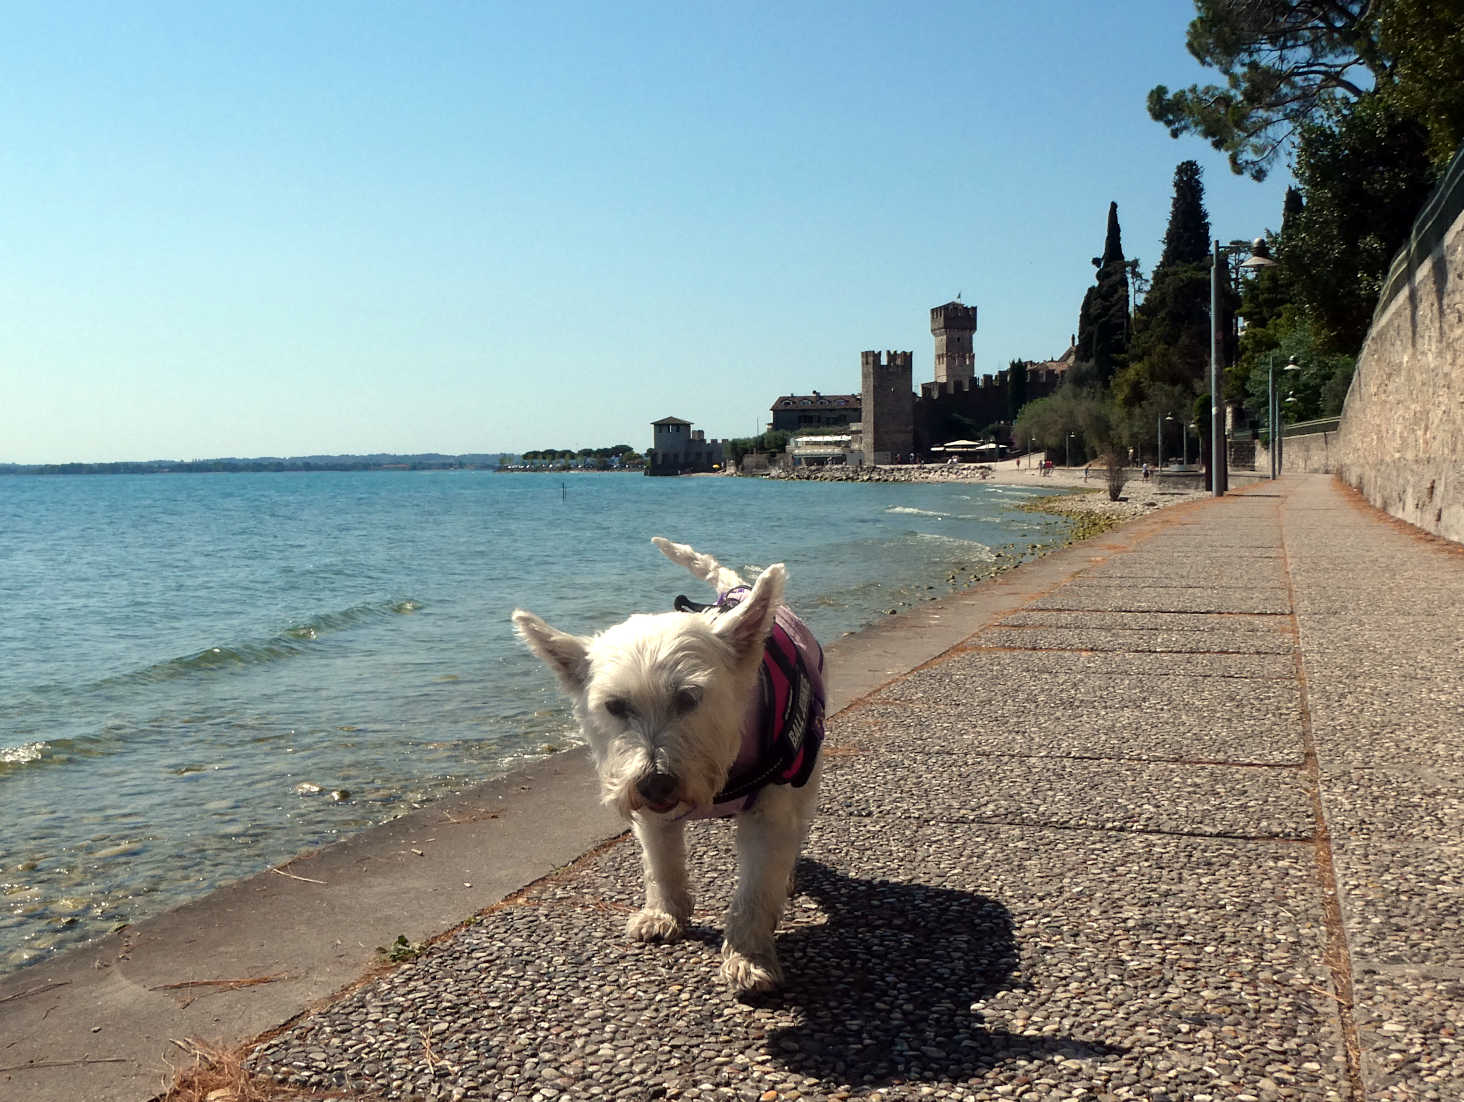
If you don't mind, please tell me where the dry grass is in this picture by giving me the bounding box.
[160,1038,339,1102]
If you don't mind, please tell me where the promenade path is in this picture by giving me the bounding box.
[3,473,1460,1101]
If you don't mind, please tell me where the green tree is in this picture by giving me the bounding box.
[1012,384,1116,463]
[1281,93,1435,353]
[1148,0,1383,181]
[1380,0,1464,167]
[1149,0,1464,180]
[1006,358,1029,421]
[1158,160,1211,267]
[1239,312,1356,429]
[1117,162,1227,408]
[1075,202,1132,388]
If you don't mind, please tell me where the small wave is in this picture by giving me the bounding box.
[885,506,950,518]
[1,741,47,768]
[910,533,997,560]
[120,597,426,686]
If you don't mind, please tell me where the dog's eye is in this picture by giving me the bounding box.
[604,698,631,719]
[674,687,702,713]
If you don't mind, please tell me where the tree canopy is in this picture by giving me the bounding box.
[1149,0,1464,180]
[1148,0,1384,180]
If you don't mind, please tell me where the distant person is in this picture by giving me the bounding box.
[1142,463,1151,480]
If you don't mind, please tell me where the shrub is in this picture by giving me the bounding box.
[1103,452,1129,502]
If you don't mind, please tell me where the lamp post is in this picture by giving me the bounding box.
[1184,422,1195,468]
[1210,237,1277,496]
[1268,357,1300,478]
[1065,432,1075,468]
[1157,413,1175,470]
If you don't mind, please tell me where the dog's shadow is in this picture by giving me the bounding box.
[764,860,1123,1086]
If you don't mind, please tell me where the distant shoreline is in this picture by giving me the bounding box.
[0,455,515,476]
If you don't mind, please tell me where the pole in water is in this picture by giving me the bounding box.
[561,481,567,502]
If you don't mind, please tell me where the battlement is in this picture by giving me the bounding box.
[920,370,1008,399]
[930,302,979,334]
[861,350,913,370]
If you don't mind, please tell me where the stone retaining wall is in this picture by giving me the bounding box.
[1257,431,1338,475]
[1337,143,1464,543]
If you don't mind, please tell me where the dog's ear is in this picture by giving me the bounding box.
[713,563,785,662]
[513,609,591,693]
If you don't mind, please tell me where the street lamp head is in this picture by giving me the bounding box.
[1283,358,1301,373]
[1239,237,1277,271]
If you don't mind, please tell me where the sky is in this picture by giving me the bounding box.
[1,1,1295,464]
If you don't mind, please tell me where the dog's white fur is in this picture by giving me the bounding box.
[512,537,822,995]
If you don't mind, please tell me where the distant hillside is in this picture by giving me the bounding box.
[0,453,518,475]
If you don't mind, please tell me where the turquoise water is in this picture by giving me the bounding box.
[0,471,1069,971]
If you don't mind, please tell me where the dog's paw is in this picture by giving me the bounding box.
[626,908,684,943]
[720,947,782,997]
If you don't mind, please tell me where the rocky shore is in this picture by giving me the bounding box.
[767,460,1210,524]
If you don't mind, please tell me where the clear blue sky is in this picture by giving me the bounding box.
[2,1,1292,463]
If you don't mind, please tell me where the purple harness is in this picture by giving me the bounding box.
[672,586,825,819]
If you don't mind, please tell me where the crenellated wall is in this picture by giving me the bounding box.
[1336,143,1464,543]
[913,366,1065,452]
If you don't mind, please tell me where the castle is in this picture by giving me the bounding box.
[857,302,1069,463]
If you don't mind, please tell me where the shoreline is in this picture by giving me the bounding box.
[0,481,1219,1102]
[0,490,1203,1102]
[767,457,1212,522]
[0,464,1198,979]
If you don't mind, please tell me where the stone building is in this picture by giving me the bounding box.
[646,416,724,476]
[769,392,861,433]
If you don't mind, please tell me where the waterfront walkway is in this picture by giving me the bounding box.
[4,473,1461,1100]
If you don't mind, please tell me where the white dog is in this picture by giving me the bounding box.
[512,537,825,996]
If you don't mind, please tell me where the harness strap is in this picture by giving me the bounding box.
[672,586,824,810]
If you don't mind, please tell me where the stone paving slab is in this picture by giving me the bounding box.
[1318,766,1464,967]
[251,818,1349,1101]
[998,609,1287,634]
[1028,584,1293,614]
[1291,585,1464,617]
[947,646,1299,680]
[869,653,1304,721]
[1075,562,1292,587]
[819,749,1313,839]
[1303,650,1464,690]
[974,625,1296,653]
[1352,968,1464,1101]
[1310,715,1464,774]
[831,701,1305,765]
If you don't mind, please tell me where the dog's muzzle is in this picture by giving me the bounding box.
[636,770,681,813]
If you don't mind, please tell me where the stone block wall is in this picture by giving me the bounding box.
[1257,431,1338,475]
[1336,145,1464,544]
[860,350,915,464]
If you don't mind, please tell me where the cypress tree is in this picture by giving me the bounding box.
[1075,201,1132,387]
[1160,161,1211,267]
[1007,358,1029,421]
[1121,163,1226,404]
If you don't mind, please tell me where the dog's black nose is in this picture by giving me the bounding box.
[636,771,680,808]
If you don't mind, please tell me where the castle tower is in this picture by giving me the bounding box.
[859,350,914,465]
[931,301,979,385]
